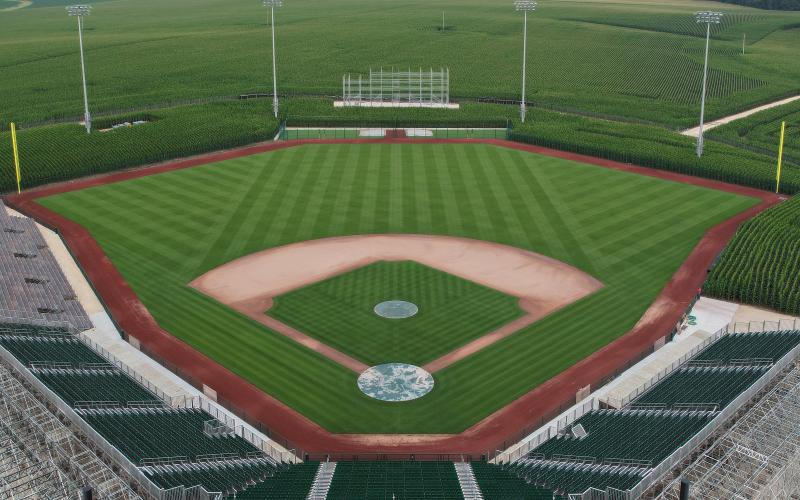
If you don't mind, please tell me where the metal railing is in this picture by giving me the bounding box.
[494,399,598,463]
[180,396,296,464]
[607,325,728,409]
[77,331,177,407]
[730,318,800,334]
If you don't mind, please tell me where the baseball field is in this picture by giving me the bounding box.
[35,141,759,436]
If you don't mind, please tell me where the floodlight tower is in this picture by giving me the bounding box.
[263,0,283,119]
[694,11,723,157]
[514,0,537,123]
[67,5,92,134]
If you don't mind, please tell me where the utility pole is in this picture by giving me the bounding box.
[514,1,537,124]
[67,5,93,134]
[263,0,283,119]
[694,11,723,157]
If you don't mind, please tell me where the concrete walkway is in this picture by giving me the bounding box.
[682,94,800,137]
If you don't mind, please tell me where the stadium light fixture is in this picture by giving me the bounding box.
[263,0,283,119]
[514,0,537,124]
[694,11,723,157]
[67,5,93,134]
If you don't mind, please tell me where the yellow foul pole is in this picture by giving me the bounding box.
[10,123,21,194]
[775,121,785,194]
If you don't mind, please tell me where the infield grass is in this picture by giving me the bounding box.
[269,260,524,366]
[39,143,758,434]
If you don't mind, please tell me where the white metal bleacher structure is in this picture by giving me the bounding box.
[496,319,800,500]
[650,357,800,499]
[0,361,139,499]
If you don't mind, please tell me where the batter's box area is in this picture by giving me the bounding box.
[191,234,603,379]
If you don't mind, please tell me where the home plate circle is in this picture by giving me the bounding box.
[374,300,418,319]
[357,363,434,402]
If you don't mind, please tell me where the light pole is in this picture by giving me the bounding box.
[263,0,283,119]
[67,5,92,134]
[694,11,723,157]
[514,1,537,124]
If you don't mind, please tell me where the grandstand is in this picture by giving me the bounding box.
[0,203,91,331]
[651,359,800,499]
[493,327,800,498]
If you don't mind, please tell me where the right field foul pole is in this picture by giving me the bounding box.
[776,121,786,193]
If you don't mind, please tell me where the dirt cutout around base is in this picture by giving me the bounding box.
[191,234,603,372]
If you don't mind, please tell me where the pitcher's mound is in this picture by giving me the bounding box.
[374,300,419,319]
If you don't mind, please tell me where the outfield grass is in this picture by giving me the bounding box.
[38,143,758,434]
[1,0,799,126]
[269,260,524,366]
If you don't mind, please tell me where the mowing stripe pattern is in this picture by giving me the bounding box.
[39,144,758,434]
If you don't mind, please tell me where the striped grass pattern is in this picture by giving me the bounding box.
[39,143,758,434]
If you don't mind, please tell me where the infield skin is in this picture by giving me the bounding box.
[190,234,603,374]
[4,138,783,456]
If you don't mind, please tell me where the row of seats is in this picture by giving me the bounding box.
[33,369,161,407]
[77,407,259,464]
[232,461,320,499]
[693,330,800,364]
[533,410,713,465]
[0,322,72,338]
[143,458,276,494]
[509,459,646,495]
[471,462,556,500]
[0,336,107,366]
[326,461,463,499]
[631,365,769,409]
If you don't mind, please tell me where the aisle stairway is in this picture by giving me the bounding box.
[307,461,336,499]
[455,462,484,499]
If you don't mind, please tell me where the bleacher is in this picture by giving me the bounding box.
[0,203,91,331]
[510,459,646,496]
[692,330,800,364]
[77,407,260,464]
[630,365,769,409]
[232,461,320,499]
[504,329,800,496]
[326,461,464,499]
[533,409,713,466]
[471,462,555,500]
[143,457,276,494]
[32,368,161,407]
[0,335,109,366]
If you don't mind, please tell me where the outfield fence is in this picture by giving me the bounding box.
[281,116,511,141]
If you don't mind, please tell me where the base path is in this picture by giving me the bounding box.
[681,94,800,137]
[4,138,784,457]
[191,234,602,373]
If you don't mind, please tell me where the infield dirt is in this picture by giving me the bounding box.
[190,234,603,372]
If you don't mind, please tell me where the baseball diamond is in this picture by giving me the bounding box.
[30,141,760,435]
[2,2,799,495]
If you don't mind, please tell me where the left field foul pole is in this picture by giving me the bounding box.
[776,121,786,194]
[10,123,21,194]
